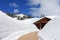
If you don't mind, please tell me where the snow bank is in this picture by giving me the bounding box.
[0,11,38,39]
[1,30,38,40]
[38,16,60,40]
[21,18,41,23]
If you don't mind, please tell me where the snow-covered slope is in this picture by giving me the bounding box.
[38,16,60,40]
[1,30,38,40]
[0,11,39,39]
[21,18,41,23]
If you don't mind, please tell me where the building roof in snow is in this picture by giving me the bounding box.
[38,16,60,40]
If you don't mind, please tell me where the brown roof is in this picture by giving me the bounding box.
[34,17,51,29]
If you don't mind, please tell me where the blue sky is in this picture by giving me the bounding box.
[0,0,40,17]
[0,0,59,17]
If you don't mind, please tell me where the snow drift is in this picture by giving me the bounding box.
[38,16,60,40]
[0,11,38,39]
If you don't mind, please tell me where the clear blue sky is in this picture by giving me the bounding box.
[0,0,40,16]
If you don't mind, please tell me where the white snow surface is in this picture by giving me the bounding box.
[1,30,38,40]
[0,11,39,39]
[45,15,57,19]
[21,18,41,23]
[38,16,60,40]
[16,14,26,17]
[1,15,57,40]
[1,10,59,40]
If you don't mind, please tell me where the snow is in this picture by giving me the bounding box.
[0,11,39,39]
[38,16,60,40]
[1,30,38,40]
[1,10,58,40]
[21,18,41,23]
[16,14,26,17]
[45,15,56,19]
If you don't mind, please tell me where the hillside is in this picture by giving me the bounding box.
[0,11,39,39]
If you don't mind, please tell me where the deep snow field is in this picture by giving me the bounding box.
[1,10,60,40]
[0,11,39,39]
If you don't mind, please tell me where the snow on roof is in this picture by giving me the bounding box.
[0,11,38,39]
[38,16,60,40]
[16,14,26,17]
[45,15,57,19]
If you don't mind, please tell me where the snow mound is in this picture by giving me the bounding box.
[0,11,38,39]
[38,16,60,40]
